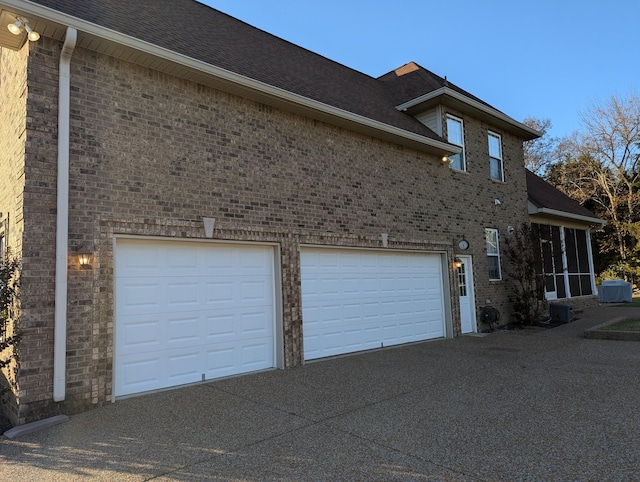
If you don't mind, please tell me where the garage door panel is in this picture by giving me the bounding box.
[118,348,203,395]
[166,248,200,273]
[166,280,201,309]
[166,315,200,345]
[116,239,276,397]
[166,352,201,383]
[118,280,164,315]
[241,340,273,367]
[240,310,273,336]
[204,339,272,379]
[239,278,272,302]
[201,249,236,270]
[302,248,445,361]
[118,356,163,394]
[117,244,164,277]
[204,280,235,307]
[117,314,164,355]
[238,249,273,270]
[203,312,236,339]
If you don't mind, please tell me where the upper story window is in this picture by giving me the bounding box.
[488,131,503,181]
[485,228,502,280]
[446,115,465,171]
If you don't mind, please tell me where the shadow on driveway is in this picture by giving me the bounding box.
[2,305,639,480]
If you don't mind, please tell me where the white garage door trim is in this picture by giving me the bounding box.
[301,247,447,361]
[113,237,281,398]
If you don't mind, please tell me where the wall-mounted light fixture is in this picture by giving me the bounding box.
[453,257,463,270]
[7,16,40,41]
[441,156,449,163]
[76,243,92,269]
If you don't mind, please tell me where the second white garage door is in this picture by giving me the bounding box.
[301,248,446,360]
[114,239,276,397]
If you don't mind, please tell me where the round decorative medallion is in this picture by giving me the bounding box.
[458,239,469,251]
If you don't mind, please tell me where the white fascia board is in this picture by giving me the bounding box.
[396,87,448,112]
[530,205,606,227]
[397,87,541,140]
[3,0,456,155]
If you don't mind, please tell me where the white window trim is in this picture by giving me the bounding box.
[488,131,504,181]
[446,114,466,172]
[485,228,502,281]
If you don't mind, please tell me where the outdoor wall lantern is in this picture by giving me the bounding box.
[453,257,463,270]
[76,243,92,269]
[7,17,40,41]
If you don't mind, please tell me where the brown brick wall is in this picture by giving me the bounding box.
[0,43,29,425]
[15,39,530,421]
[443,108,530,327]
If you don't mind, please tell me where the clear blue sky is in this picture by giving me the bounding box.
[202,0,638,139]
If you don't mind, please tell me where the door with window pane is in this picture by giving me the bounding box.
[458,256,476,334]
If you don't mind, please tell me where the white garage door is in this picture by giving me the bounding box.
[301,248,445,361]
[115,239,276,397]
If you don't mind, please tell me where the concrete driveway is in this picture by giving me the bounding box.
[2,305,639,481]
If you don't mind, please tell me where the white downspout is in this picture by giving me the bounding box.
[53,27,78,402]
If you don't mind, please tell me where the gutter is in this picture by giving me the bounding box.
[53,26,77,402]
[1,0,456,156]
[396,86,541,141]
[530,206,606,227]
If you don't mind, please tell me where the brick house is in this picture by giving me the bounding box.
[0,0,562,425]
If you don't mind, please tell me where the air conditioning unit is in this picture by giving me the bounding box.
[549,303,574,323]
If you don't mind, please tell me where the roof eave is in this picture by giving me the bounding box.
[528,204,606,227]
[396,87,541,141]
[1,0,457,157]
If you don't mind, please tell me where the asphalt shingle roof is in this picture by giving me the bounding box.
[526,169,600,221]
[31,0,447,142]
[377,61,501,112]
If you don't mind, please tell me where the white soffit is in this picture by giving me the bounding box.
[397,87,541,141]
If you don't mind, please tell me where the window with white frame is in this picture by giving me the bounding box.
[446,115,465,171]
[485,228,502,280]
[488,131,503,181]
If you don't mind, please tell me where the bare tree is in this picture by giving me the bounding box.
[551,90,640,282]
[522,117,560,176]
[580,91,639,268]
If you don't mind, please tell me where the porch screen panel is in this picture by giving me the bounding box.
[565,228,593,297]
[551,226,566,298]
[577,231,590,272]
[565,228,578,272]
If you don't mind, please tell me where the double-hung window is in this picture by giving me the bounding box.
[485,228,502,280]
[488,131,503,181]
[446,115,465,171]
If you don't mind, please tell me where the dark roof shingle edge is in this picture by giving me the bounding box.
[526,169,603,224]
[26,0,446,144]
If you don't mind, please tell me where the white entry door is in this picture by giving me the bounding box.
[458,256,477,334]
[301,248,446,360]
[114,238,276,397]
